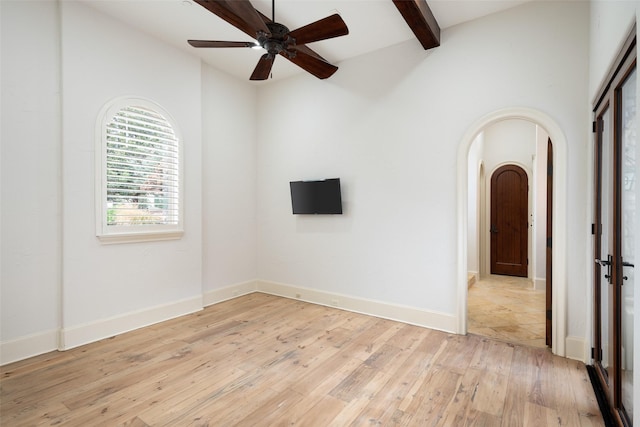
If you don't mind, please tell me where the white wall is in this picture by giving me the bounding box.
[201,63,258,298]
[1,0,62,360]
[58,1,204,348]
[589,1,638,96]
[256,1,589,333]
[0,0,260,363]
[482,120,536,175]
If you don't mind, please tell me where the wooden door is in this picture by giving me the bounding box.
[546,139,553,346]
[490,165,528,277]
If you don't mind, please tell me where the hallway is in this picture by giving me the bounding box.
[468,275,547,348]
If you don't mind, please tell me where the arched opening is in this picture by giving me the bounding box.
[457,108,568,357]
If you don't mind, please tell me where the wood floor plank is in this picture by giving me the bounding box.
[501,344,537,426]
[0,293,605,426]
[288,352,363,397]
[409,368,463,424]
[523,401,560,427]
[275,394,347,426]
[555,356,603,426]
[346,329,432,424]
[234,387,305,425]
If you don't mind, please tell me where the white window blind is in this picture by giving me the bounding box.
[96,98,183,243]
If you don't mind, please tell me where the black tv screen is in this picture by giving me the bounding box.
[290,178,342,215]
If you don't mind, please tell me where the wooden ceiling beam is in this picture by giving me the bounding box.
[392,0,440,50]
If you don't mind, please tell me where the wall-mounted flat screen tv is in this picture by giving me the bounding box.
[290,178,342,215]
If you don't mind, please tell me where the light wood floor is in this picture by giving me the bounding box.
[468,275,547,348]
[1,293,603,426]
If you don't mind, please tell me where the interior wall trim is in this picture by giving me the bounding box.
[255,280,458,334]
[59,296,203,352]
[3,278,579,366]
[0,330,59,366]
[565,335,588,362]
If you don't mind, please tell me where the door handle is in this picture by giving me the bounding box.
[622,259,634,281]
[595,255,613,283]
[490,225,498,234]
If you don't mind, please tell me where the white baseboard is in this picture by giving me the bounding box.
[0,329,59,366]
[202,280,259,307]
[565,336,588,362]
[467,271,478,287]
[256,280,457,334]
[60,296,203,351]
[7,279,573,365]
[534,278,546,291]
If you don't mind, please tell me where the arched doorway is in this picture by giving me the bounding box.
[468,123,543,347]
[457,108,568,357]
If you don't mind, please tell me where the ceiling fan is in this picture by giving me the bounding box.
[188,0,349,80]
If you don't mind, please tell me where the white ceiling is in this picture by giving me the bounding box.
[80,0,532,83]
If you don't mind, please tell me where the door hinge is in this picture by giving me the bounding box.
[591,347,602,360]
[592,223,596,235]
[546,237,552,248]
[546,309,552,320]
[592,121,597,133]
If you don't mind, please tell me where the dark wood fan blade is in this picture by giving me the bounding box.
[193,0,266,38]
[250,54,275,80]
[288,14,348,45]
[225,0,271,36]
[188,40,256,48]
[283,48,338,79]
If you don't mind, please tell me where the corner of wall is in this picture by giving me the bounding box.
[565,335,588,363]
[202,280,260,307]
[533,278,546,291]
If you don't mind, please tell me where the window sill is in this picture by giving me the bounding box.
[97,230,184,245]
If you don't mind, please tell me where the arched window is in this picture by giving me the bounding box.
[96,98,183,243]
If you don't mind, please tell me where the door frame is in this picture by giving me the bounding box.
[457,107,569,358]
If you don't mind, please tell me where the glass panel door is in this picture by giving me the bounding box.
[592,28,635,425]
[597,107,614,402]
[619,67,636,423]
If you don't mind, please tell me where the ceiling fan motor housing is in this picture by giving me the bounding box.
[257,22,296,58]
